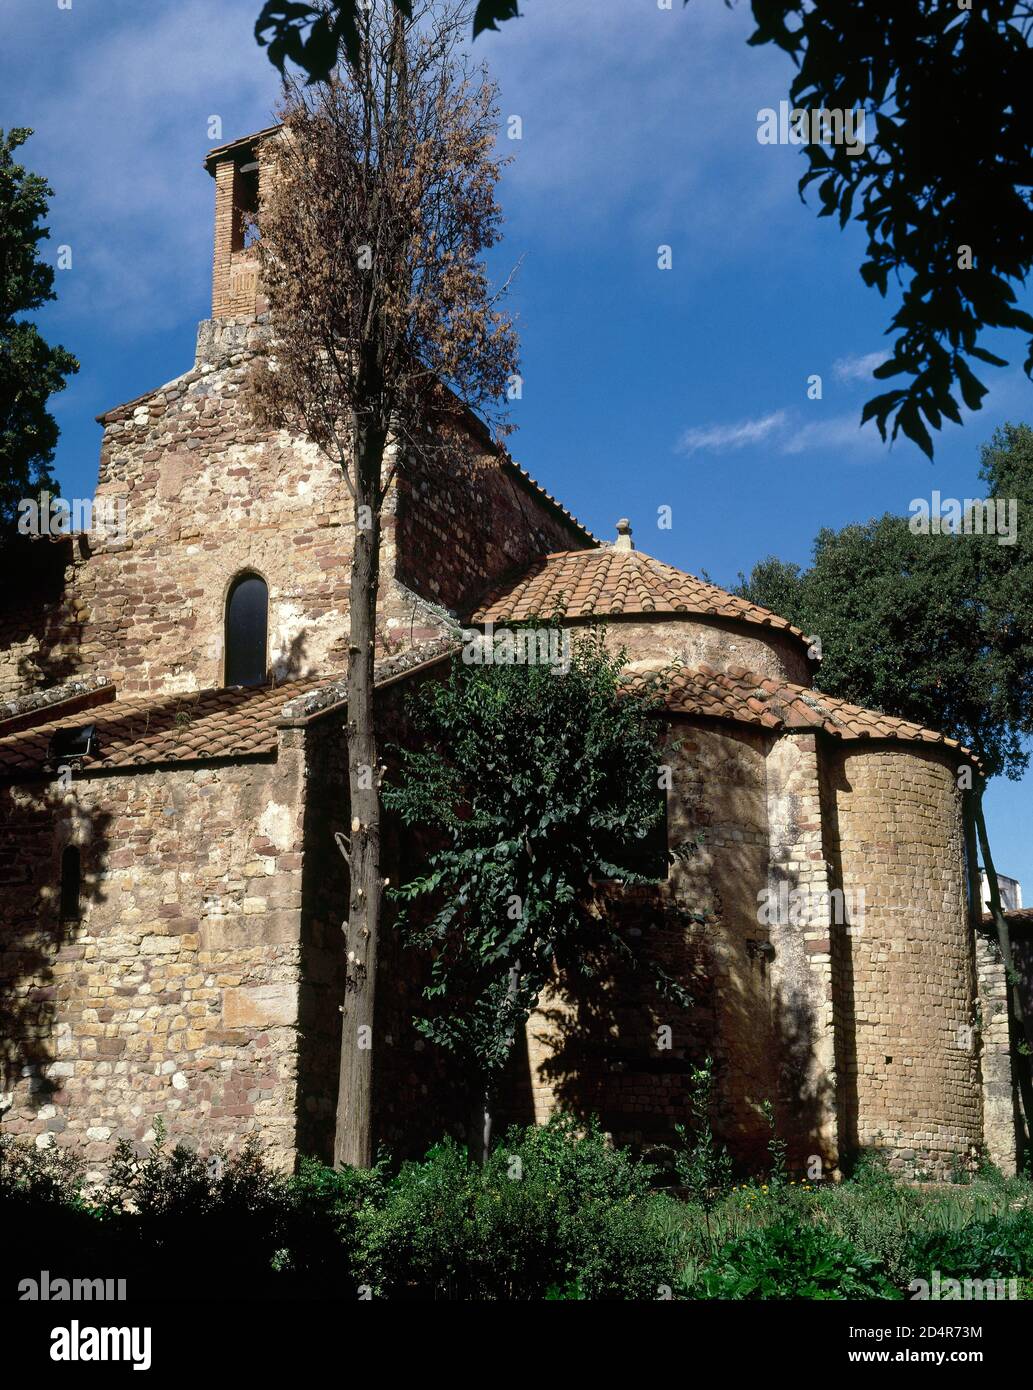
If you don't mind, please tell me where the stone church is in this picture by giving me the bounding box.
[0,129,1018,1181]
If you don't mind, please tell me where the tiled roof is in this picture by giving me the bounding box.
[203,124,282,173]
[624,663,978,765]
[0,682,322,777]
[0,644,457,778]
[472,547,809,644]
[982,907,1033,927]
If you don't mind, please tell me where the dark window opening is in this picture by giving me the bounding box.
[60,845,81,922]
[49,724,97,762]
[238,160,260,249]
[224,573,268,688]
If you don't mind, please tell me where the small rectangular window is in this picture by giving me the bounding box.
[49,724,97,762]
[60,845,81,922]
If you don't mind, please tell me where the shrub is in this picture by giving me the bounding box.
[0,1132,86,1206]
[357,1115,677,1299]
[699,1219,900,1300]
[909,1209,1033,1286]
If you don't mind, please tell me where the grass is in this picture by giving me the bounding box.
[658,1158,1033,1297]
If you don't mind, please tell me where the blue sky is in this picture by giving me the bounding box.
[3,0,1030,891]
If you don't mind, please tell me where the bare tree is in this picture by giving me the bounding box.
[247,0,519,1168]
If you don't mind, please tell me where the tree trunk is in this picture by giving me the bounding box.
[334,412,388,1169]
[473,1084,493,1168]
[472,961,523,1166]
[974,788,1033,1156]
[963,788,982,932]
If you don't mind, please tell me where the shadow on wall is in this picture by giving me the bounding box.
[0,780,112,1107]
[0,536,84,697]
[273,628,310,685]
[526,880,837,1174]
[821,756,859,1172]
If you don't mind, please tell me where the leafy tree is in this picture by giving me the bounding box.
[737,423,1033,1147]
[0,128,78,539]
[726,0,1033,457]
[258,2,1033,456]
[256,0,520,77]
[246,0,519,1168]
[384,626,691,1161]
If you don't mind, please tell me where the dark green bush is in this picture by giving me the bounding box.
[699,1220,900,1300]
[909,1209,1033,1285]
[356,1115,676,1299]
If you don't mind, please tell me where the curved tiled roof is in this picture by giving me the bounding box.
[624,663,979,766]
[472,546,810,646]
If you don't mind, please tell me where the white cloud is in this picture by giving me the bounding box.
[6,0,281,338]
[778,411,882,456]
[676,410,788,456]
[482,0,810,255]
[674,406,892,458]
[832,350,889,384]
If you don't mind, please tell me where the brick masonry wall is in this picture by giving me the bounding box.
[821,744,982,1177]
[0,742,307,1178]
[515,718,809,1167]
[211,159,261,320]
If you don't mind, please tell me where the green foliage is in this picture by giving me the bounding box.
[384,626,690,1102]
[0,1131,86,1206]
[256,1,521,79]
[671,1058,733,1211]
[722,1,1033,455]
[0,127,79,536]
[909,1209,1033,1285]
[358,1115,676,1299]
[699,1219,901,1300]
[761,1098,788,1188]
[6,1119,1033,1299]
[736,426,1033,783]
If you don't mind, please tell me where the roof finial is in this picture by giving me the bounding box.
[614,517,634,551]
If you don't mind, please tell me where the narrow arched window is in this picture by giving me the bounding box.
[225,573,268,687]
[60,846,81,922]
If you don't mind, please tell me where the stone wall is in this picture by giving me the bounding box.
[514,718,835,1169]
[0,330,591,705]
[974,929,1018,1175]
[0,537,83,699]
[603,616,812,688]
[0,744,307,1178]
[394,424,593,625]
[822,743,983,1177]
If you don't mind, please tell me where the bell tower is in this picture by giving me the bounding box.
[203,126,279,319]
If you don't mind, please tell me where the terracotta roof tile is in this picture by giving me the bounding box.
[0,641,459,779]
[472,547,811,648]
[0,681,323,777]
[983,907,1033,926]
[622,665,980,768]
